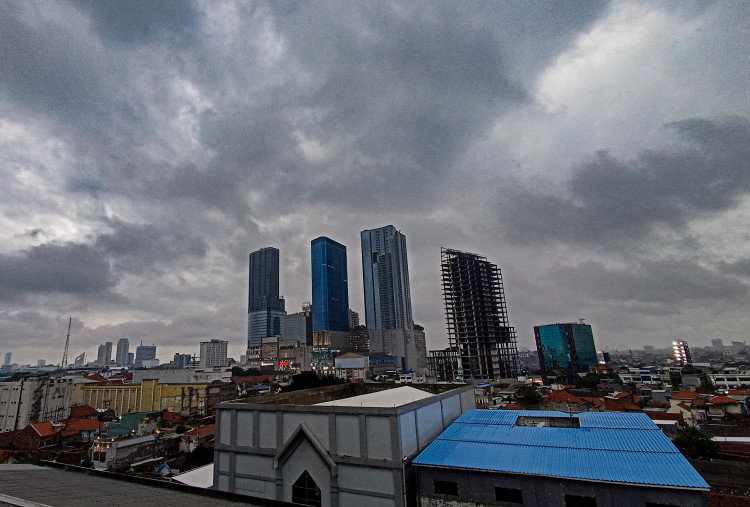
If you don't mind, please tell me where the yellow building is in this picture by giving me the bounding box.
[73,379,208,417]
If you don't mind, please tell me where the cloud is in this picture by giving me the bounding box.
[0,219,208,302]
[0,242,115,301]
[69,0,199,47]
[553,259,748,306]
[499,117,750,247]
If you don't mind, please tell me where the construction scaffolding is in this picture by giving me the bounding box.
[441,247,519,380]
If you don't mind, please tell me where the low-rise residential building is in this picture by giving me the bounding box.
[333,353,369,381]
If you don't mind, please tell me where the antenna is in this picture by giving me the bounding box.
[61,317,72,370]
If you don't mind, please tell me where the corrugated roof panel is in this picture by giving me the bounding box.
[413,410,709,489]
[577,412,657,429]
[438,423,675,453]
[414,441,708,488]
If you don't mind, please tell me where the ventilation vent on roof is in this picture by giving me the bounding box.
[515,416,580,428]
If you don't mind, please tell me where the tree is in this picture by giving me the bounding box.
[673,427,717,459]
[670,371,682,390]
[281,371,347,392]
[517,389,542,405]
[574,372,604,390]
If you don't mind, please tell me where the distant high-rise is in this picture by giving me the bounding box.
[535,323,598,377]
[361,226,413,330]
[96,342,113,366]
[348,309,360,329]
[199,339,229,369]
[247,247,286,348]
[441,248,519,380]
[281,302,313,346]
[135,344,156,367]
[115,338,129,366]
[3,353,11,366]
[311,237,349,332]
[672,340,692,365]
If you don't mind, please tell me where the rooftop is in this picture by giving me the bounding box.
[0,464,272,506]
[413,410,709,489]
[316,386,433,407]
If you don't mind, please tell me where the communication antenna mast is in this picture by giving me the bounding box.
[61,317,72,370]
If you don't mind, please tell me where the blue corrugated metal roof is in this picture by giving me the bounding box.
[413,410,709,489]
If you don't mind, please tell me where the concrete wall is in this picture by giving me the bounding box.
[0,378,74,432]
[215,384,474,506]
[417,467,708,507]
[75,379,207,416]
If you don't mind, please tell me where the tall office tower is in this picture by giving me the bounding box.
[135,344,156,366]
[199,339,229,369]
[115,338,129,366]
[311,237,349,332]
[441,248,519,380]
[534,322,598,378]
[247,247,286,348]
[96,342,113,365]
[672,340,692,365]
[3,353,11,366]
[361,225,413,330]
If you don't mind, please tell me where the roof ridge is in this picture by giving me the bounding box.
[435,437,679,454]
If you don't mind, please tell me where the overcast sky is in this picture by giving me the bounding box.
[1,1,749,366]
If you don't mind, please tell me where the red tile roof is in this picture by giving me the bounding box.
[31,422,56,437]
[604,400,642,412]
[70,405,98,419]
[162,411,183,425]
[676,402,693,412]
[502,404,524,410]
[728,389,750,396]
[710,396,740,405]
[645,412,683,422]
[672,390,703,399]
[183,424,215,437]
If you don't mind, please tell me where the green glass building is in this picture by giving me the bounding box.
[534,322,598,377]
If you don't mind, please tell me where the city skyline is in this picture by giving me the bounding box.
[1,2,749,364]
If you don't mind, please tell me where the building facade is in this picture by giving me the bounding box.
[311,237,349,333]
[134,345,156,367]
[0,377,74,432]
[361,225,413,331]
[247,247,287,348]
[427,348,463,382]
[281,303,313,347]
[96,342,113,366]
[441,248,519,380]
[115,338,129,366]
[535,322,598,379]
[213,383,474,506]
[199,339,229,369]
[368,328,427,373]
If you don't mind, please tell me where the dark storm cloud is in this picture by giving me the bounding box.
[0,242,115,300]
[500,117,750,246]
[0,220,207,301]
[0,3,104,122]
[95,218,208,274]
[70,0,199,46]
[553,259,748,307]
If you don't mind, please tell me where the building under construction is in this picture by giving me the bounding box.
[441,248,519,380]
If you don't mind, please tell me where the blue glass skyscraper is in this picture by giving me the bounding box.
[247,247,286,348]
[311,237,349,332]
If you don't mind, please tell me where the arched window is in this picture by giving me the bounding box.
[292,470,321,507]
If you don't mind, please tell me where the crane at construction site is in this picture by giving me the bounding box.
[61,317,71,370]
